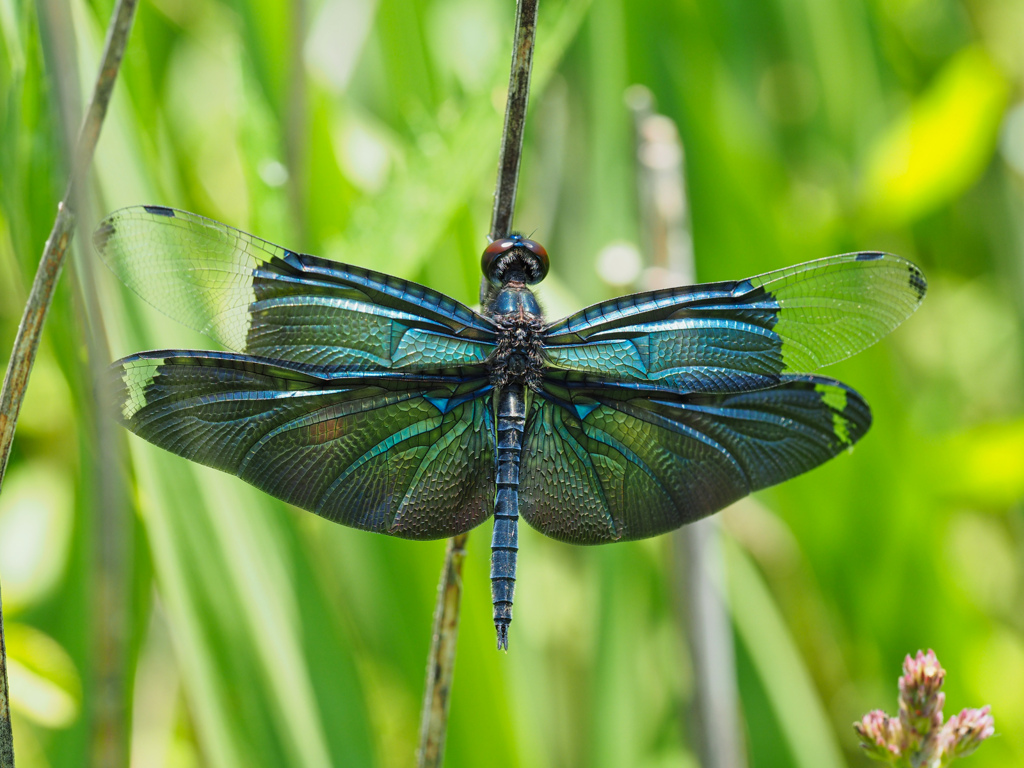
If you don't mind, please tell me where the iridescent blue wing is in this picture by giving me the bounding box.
[96,206,496,371]
[519,374,870,544]
[543,253,926,393]
[112,351,496,539]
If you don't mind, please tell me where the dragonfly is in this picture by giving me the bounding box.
[97,205,926,650]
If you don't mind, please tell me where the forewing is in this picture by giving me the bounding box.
[543,253,926,392]
[112,351,496,539]
[96,206,496,370]
[519,374,871,544]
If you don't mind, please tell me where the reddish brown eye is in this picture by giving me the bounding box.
[481,239,515,281]
[519,238,549,277]
[481,234,550,286]
[485,239,515,254]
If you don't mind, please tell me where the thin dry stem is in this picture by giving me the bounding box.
[0,2,141,765]
[0,584,11,768]
[676,521,746,768]
[489,0,539,240]
[37,1,136,761]
[417,533,469,768]
[627,85,746,768]
[417,1,540,765]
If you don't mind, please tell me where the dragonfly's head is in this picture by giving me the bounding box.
[482,234,549,288]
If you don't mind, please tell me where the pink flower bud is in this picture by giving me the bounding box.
[857,650,993,766]
[898,650,946,742]
[854,710,903,762]
[940,706,995,759]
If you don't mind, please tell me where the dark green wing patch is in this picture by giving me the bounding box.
[519,375,871,544]
[113,350,496,539]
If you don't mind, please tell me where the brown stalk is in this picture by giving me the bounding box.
[38,0,137,762]
[0,2,141,765]
[417,2,540,766]
[627,85,747,768]
[489,0,540,241]
[416,533,469,768]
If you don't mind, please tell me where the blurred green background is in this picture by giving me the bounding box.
[2,0,1024,766]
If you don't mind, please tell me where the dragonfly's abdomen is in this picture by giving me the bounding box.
[491,383,526,650]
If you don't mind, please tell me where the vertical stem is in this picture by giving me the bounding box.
[0,2,141,765]
[677,521,746,768]
[627,86,746,768]
[489,0,540,240]
[0,584,11,768]
[39,1,135,762]
[417,2,540,766]
[85,294,132,768]
[416,534,468,768]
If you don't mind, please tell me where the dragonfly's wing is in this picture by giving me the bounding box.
[112,351,496,539]
[543,253,926,393]
[519,374,870,544]
[96,206,497,370]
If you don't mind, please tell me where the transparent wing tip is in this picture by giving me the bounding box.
[854,250,928,305]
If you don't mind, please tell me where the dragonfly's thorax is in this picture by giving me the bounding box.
[489,281,545,389]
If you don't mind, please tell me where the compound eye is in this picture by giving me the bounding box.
[519,238,549,283]
[481,239,516,284]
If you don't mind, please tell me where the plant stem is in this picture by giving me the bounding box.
[416,2,540,765]
[0,581,11,768]
[39,1,137,761]
[0,2,141,765]
[626,86,746,768]
[489,0,540,240]
[677,520,746,768]
[416,533,469,768]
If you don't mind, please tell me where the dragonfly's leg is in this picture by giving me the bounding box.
[491,384,525,650]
